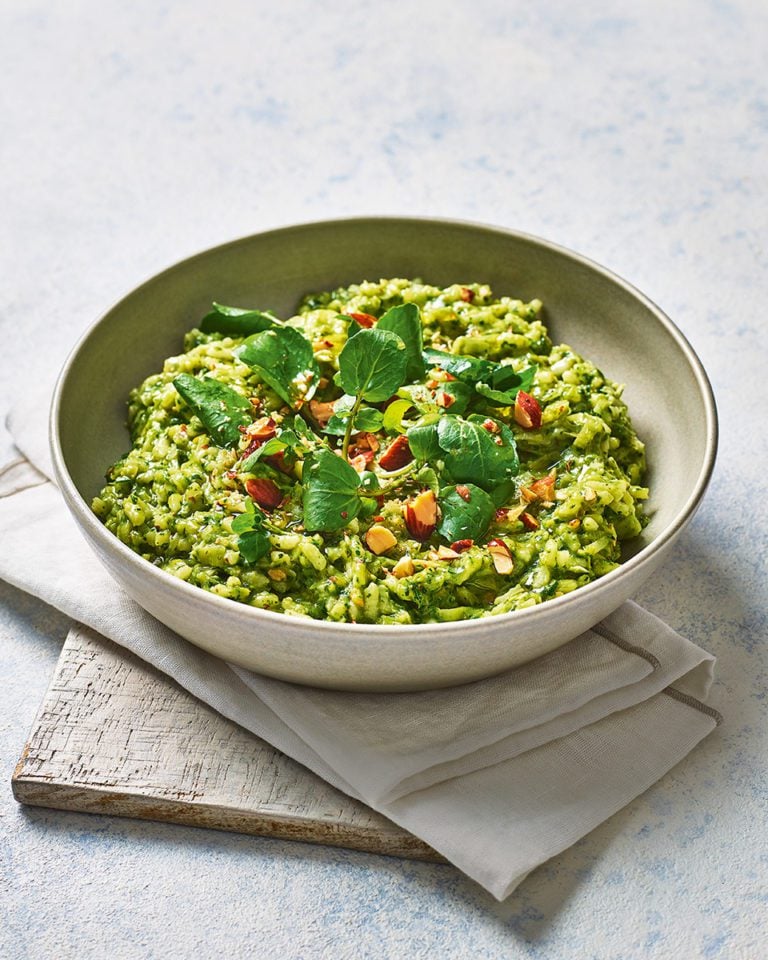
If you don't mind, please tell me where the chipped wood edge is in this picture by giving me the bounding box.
[11,627,443,864]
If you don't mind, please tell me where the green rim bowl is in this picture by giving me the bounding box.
[50,217,718,691]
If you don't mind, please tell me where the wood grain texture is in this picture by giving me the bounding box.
[12,625,441,862]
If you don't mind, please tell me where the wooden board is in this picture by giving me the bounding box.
[12,625,441,862]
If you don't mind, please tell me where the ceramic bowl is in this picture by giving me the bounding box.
[50,218,717,690]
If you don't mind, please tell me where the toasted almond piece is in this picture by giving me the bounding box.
[568,518,581,529]
[455,484,472,502]
[514,391,542,430]
[528,469,557,502]
[365,524,398,555]
[488,538,514,575]
[459,286,474,302]
[521,512,540,531]
[392,556,415,578]
[583,486,597,502]
[379,435,414,471]
[244,477,283,511]
[404,489,438,541]
[267,568,286,581]
[249,416,277,440]
[482,418,501,434]
[308,399,336,427]
[450,538,474,553]
[436,391,455,409]
[437,545,460,560]
[348,451,374,472]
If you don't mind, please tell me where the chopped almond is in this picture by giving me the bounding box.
[459,286,474,302]
[568,518,581,529]
[482,418,501,434]
[455,484,472,502]
[308,399,336,427]
[521,512,540,531]
[514,391,542,430]
[437,545,460,560]
[436,391,455,409]
[267,568,286,581]
[348,453,372,473]
[528,469,557,502]
[404,489,438,541]
[365,524,397,555]
[450,539,474,553]
[244,478,283,511]
[379,435,414,472]
[392,556,415,578]
[488,538,514,575]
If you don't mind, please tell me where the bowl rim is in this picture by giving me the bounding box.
[50,214,719,639]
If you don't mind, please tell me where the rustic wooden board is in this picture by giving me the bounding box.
[12,625,441,862]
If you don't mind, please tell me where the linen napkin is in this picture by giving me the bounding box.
[0,397,721,900]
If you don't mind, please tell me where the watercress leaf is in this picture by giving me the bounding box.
[200,302,280,337]
[231,500,257,533]
[437,483,495,543]
[382,398,413,433]
[238,528,271,563]
[492,363,537,393]
[173,373,253,448]
[436,416,519,489]
[406,417,442,462]
[489,478,517,508]
[323,415,349,437]
[359,471,381,492]
[302,447,362,532]
[355,406,385,432]
[413,464,440,495]
[337,328,408,403]
[477,365,538,406]
[377,303,426,382]
[236,327,320,408]
[422,347,496,385]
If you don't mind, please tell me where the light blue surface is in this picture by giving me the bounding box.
[1,2,766,957]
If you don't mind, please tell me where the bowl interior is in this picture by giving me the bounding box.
[57,218,712,560]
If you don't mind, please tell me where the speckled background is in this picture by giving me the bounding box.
[1,2,766,958]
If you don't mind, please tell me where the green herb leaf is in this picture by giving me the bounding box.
[437,483,495,542]
[236,327,320,408]
[231,500,271,563]
[382,398,413,433]
[324,396,384,436]
[237,528,271,563]
[200,302,280,337]
[173,373,253,448]
[337,328,408,403]
[476,365,538,406]
[436,416,519,489]
[422,347,496,385]
[302,447,362,532]
[377,303,426,382]
[406,417,442,462]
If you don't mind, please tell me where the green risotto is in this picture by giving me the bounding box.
[92,279,648,624]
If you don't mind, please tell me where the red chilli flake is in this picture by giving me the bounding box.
[346,311,378,328]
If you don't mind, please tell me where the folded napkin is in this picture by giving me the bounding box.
[0,397,721,899]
